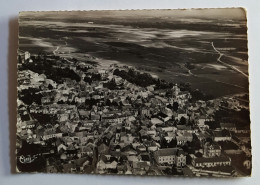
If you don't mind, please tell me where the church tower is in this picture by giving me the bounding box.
[172,84,180,97]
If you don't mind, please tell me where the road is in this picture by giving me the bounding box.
[211,42,248,78]
[93,124,114,147]
[53,46,60,55]
[53,38,68,56]
[92,123,116,173]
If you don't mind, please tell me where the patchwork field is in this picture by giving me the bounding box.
[19,12,249,97]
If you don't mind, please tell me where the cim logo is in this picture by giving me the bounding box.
[18,155,38,164]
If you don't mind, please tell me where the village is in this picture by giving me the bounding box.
[16,51,251,177]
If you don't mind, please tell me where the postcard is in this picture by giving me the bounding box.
[16,8,251,177]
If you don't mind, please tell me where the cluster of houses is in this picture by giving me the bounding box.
[16,52,251,176]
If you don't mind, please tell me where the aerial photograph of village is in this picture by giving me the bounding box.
[16,9,251,177]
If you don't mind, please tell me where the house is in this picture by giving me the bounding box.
[139,153,150,162]
[139,107,151,118]
[62,162,77,173]
[57,143,67,153]
[182,131,193,141]
[66,144,78,158]
[75,96,86,103]
[197,116,209,126]
[41,96,52,104]
[176,134,192,146]
[235,128,250,134]
[147,130,156,137]
[120,134,135,144]
[136,145,147,153]
[79,146,93,157]
[195,132,210,142]
[146,85,154,92]
[220,123,236,132]
[151,118,163,125]
[138,91,149,98]
[46,165,58,173]
[96,157,118,171]
[157,112,170,122]
[148,145,158,152]
[161,126,176,133]
[197,123,209,132]
[155,96,168,104]
[150,98,163,107]
[122,145,138,156]
[98,143,109,154]
[213,130,231,142]
[57,113,70,122]
[90,112,100,121]
[131,161,150,171]
[176,91,191,104]
[176,112,188,121]
[203,142,221,157]
[41,133,63,141]
[161,107,174,117]
[164,136,175,143]
[154,148,186,167]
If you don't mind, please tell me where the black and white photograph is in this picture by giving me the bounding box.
[16,9,251,177]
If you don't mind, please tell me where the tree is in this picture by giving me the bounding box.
[195,152,203,158]
[179,82,191,91]
[160,137,168,148]
[18,55,22,63]
[205,137,213,144]
[168,139,177,148]
[48,84,53,90]
[172,102,179,112]
[205,121,220,130]
[179,117,186,125]
[113,68,157,87]
[103,79,118,90]
[19,88,43,105]
[163,168,172,175]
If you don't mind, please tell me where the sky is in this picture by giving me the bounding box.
[19,8,247,21]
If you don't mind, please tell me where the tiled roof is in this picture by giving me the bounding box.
[220,122,236,128]
[155,148,184,156]
[194,156,230,163]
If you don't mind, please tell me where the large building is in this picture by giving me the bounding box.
[192,156,231,168]
[154,148,186,167]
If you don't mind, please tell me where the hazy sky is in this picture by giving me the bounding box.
[20,8,246,21]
